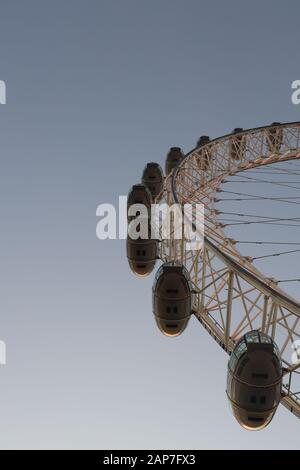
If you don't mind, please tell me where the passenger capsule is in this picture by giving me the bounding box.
[229,128,245,161]
[165,147,184,175]
[227,330,282,430]
[152,263,192,336]
[126,222,157,277]
[127,184,152,223]
[196,135,211,170]
[141,162,164,199]
[267,122,283,153]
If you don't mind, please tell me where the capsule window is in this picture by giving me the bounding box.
[237,357,249,376]
[250,395,257,404]
[260,396,266,405]
[248,416,264,423]
[137,250,140,256]
[166,324,178,329]
[166,307,171,313]
[252,373,268,379]
[166,289,179,294]
[173,306,178,314]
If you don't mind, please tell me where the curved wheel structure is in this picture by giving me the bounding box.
[156,122,300,420]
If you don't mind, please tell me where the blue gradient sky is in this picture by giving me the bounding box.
[0,0,300,449]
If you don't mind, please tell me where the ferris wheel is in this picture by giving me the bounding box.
[127,122,300,430]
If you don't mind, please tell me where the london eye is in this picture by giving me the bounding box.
[127,122,300,430]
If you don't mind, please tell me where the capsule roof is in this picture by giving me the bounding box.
[166,147,184,159]
[233,330,281,360]
[196,135,210,147]
[153,263,193,290]
[128,183,151,194]
[142,162,164,179]
[141,162,164,198]
[127,184,152,211]
[165,147,184,175]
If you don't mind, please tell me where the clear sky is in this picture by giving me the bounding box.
[0,0,300,449]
